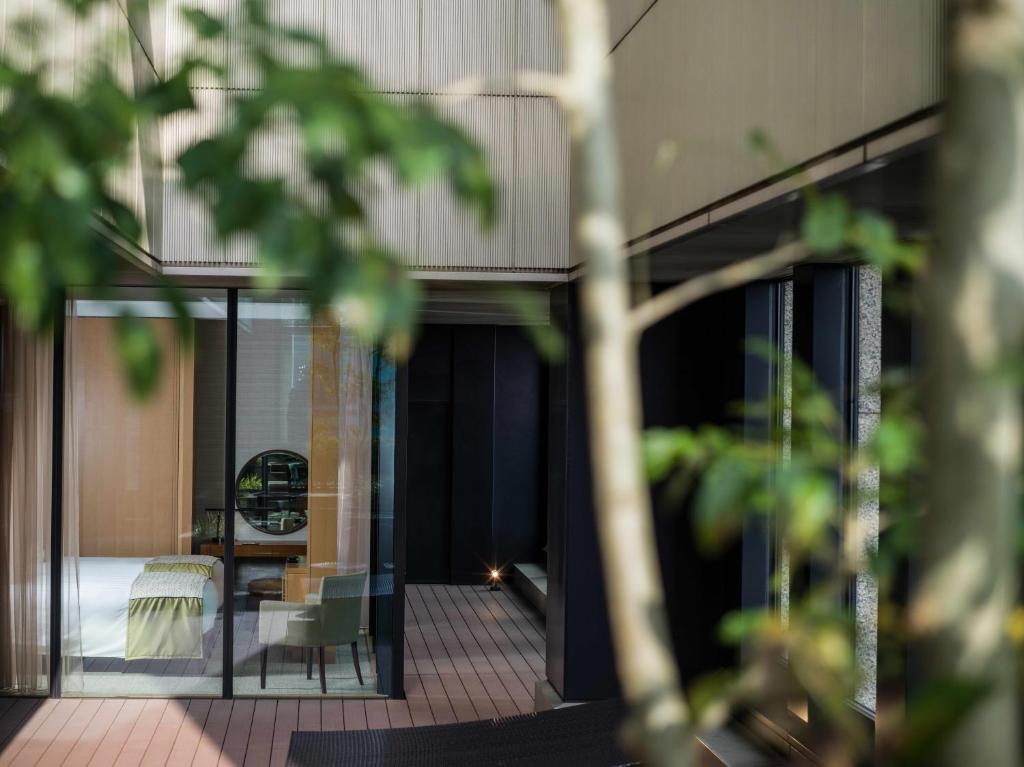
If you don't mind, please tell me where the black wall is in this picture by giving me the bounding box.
[545,281,748,702]
[545,283,619,702]
[640,285,747,685]
[406,325,546,585]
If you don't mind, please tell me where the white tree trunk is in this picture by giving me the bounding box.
[551,1,691,764]
[918,2,1024,764]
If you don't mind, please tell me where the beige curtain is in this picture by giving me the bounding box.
[334,327,372,578]
[0,309,52,693]
[308,318,373,623]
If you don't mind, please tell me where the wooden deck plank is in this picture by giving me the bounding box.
[165,699,212,766]
[384,699,412,729]
[36,698,103,767]
[1,698,77,767]
[0,698,53,763]
[403,676,435,727]
[319,700,344,732]
[86,698,147,767]
[268,699,297,767]
[242,699,277,767]
[113,698,168,767]
[364,699,389,730]
[191,699,233,767]
[138,699,189,767]
[341,700,367,731]
[297,700,320,732]
[60,699,125,767]
[418,674,457,725]
[218,698,256,767]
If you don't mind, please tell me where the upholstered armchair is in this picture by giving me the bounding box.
[258,571,367,693]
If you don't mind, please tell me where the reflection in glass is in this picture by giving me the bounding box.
[234,292,396,698]
[62,288,226,697]
[236,449,309,535]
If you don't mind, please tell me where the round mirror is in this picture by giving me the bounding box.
[236,450,309,535]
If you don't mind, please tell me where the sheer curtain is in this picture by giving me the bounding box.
[0,309,51,693]
[335,327,372,578]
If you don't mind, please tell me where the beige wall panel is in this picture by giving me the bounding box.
[613,0,946,246]
[517,0,561,74]
[161,88,226,264]
[417,96,516,268]
[606,0,655,48]
[74,317,186,558]
[326,0,420,92]
[156,0,568,271]
[421,0,516,94]
[863,0,948,129]
[513,98,570,269]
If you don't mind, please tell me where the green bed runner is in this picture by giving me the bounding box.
[126,571,207,660]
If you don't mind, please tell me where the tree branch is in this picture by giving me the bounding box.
[629,240,809,334]
[437,71,569,102]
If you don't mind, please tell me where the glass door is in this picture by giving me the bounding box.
[232,291,398,697]
[61,288,227,696]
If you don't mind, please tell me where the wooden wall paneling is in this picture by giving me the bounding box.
[74,317,188,557]
[177,327,195,554]
[307,315,339,592]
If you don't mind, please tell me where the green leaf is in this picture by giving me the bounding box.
[115,313,163,398]
[897,678,992,765]
[179,7,225,39]
[801,193,850,254]
[139,66,196,116]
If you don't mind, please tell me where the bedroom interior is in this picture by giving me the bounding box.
[52,288,395,698]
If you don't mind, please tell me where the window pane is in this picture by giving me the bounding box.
[234,292,394,697]
[63,289,226,696]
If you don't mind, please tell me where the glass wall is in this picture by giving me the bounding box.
[0,303,52,695]
[62,289,227,696]
[232,292,396,697]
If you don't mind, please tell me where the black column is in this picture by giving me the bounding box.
[49,298,65,698]
[222,288,237,699]
[545,283,618,701]
[792,264,856,592]
[740,282,783,626]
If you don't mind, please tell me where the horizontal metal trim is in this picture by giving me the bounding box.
[625,110,940,258]
[162,265,568,284]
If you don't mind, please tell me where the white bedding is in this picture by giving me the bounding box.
[78,557,222,658]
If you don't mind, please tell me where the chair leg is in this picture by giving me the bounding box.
[260,645,268,689]
[318,646,326,694]
[351,641,364,686]
[306,648,313,680]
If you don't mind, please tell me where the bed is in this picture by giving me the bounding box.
[79,556,223,659]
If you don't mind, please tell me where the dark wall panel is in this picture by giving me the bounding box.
[406,326,453,584]
[406,402,452,583]
[493,327,546,568]
[450,326,497,583]
[546,284,619,701]
[640,285,746,685]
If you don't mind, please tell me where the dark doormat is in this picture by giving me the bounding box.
[286,699,638,767]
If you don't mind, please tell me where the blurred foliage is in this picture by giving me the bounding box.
[640,151,1015,762]
[0,0,494,394]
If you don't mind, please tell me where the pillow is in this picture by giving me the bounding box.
[144,554,219,579]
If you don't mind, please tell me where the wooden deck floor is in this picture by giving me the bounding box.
[0,584,545,767]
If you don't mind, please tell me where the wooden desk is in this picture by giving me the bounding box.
[199,542,307,559]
